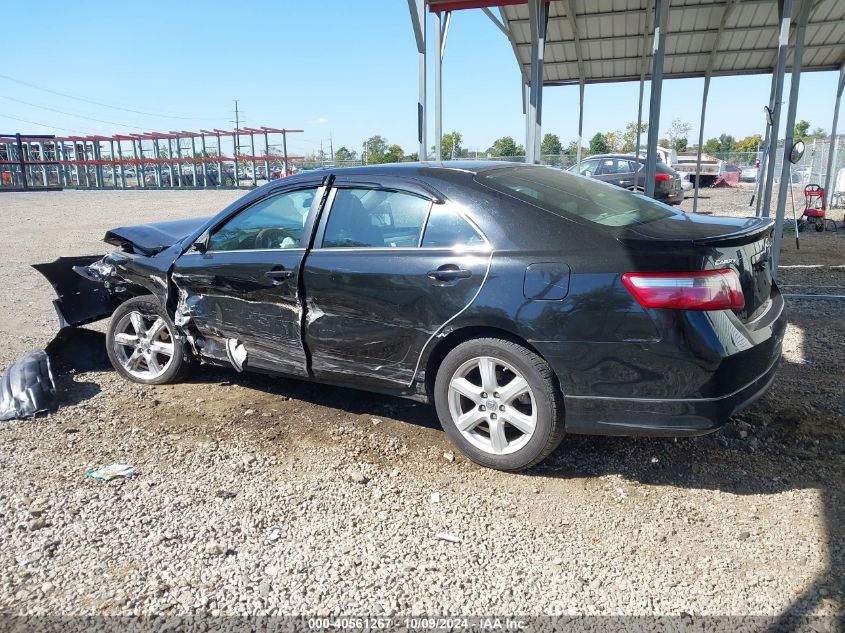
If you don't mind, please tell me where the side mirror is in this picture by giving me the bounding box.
[764,106,773,126]
[191,233,209,253]
[789,140,805,165]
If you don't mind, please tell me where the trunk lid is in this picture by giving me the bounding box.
[701,226,774,323]
[104,216,210,255]
[620,214,775,323]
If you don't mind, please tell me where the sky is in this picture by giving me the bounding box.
[0,1,841,159]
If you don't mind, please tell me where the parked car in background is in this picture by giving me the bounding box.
[793,165,810,184]
[740,165,759,182]
[39,162,785,471]
[567,154,684,205]
[676,171,694,192]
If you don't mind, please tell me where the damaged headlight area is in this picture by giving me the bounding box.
[33,255,140,329]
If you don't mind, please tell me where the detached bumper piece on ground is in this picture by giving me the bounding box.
[35,162,786,471]
[0,350,57,421]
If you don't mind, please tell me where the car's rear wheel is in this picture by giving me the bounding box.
[106,295,191,385]
[433,338,565,471]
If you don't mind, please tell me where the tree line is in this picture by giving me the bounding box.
[312,118,830,164]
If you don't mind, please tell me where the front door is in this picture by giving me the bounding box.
[302,183,491,388]
[171,185,319,375]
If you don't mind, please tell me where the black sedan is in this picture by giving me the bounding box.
[38,162,785,471]
[568,153,685,205]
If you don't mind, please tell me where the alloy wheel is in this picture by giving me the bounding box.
[112,311,175,380]
[447,356,537,456]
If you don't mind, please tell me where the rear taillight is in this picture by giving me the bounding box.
[654,173,672,182]
[621,269,745,310]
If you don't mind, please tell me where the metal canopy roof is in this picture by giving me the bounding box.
[488,0,845,86]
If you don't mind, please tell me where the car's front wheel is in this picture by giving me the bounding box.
[433,338,565,471]
[106,295,191,385]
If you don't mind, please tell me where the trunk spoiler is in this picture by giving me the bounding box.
[691,218,774,247]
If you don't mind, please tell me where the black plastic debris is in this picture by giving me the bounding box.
[0,350,57,421]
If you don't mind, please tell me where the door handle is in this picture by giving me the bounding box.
[427,266,472,281]
[265,268,294,281]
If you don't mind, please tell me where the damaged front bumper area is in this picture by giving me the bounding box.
[33,254,141,329]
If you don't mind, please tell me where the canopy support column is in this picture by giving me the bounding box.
[761,0,794,218]
[526,0,547,164]
[636,0,654,157]
[772,0,811,277]
[755,67,779,216]
[433,11,450,161]
[694,0,736,214]
[523,82,530,159]
[693,77,711,213]
[563,0,585,168]
[408,0,427,161]
[824,62,845,198]
[636,78,645,157]
[644,0,668,198]
[576,81,584,168]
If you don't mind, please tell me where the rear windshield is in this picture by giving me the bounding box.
[477,165,678,227]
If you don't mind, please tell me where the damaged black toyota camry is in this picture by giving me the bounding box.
[37,162,785,471]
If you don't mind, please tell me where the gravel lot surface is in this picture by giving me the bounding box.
[0,185,843,621]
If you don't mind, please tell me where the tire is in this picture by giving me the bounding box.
[433,338,565,471]
[106,295,192,385]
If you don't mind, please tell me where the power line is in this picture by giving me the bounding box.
[0,72,203,120]
[0,95,148,130]
[0,113,86,134]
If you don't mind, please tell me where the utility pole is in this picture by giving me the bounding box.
[233,99,241,156]
[232,99,241,186]
[329,133,334,162]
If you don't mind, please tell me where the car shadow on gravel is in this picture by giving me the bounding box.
[45,328,109,407]
[185,368,443,431]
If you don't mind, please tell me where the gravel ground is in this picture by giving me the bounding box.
[0,186,843,621]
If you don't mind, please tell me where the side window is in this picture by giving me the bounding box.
[322,188,430,248]
[208,188,316,251]
[615,159,634,174]
[422,205,485,248]
[577,159,599,176]
[596,159,614,175]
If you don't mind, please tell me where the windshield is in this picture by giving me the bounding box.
[478,165,678,227]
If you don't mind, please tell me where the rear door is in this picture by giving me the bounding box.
[171,184,322,375]
[302,178,490,388]
[595,158,637,189]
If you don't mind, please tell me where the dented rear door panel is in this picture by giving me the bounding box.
[302,249,489,388]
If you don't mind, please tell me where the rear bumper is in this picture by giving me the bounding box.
[658,189,685,204]
[535,287,786,437]
[562,352,780,436]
